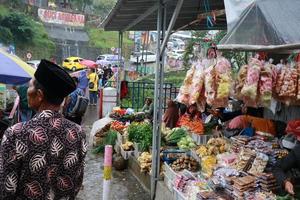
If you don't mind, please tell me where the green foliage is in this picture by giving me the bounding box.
[128,122,152,151]
[93,0,117,17]
[87,27,133,58]
[93,129,118,154]
[1,13,34,44]
[0,26,13,45]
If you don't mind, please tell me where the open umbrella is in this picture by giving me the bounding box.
[80,59,98,69]
[0,49,35,85]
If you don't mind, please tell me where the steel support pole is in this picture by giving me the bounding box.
[160,0,184,56]
[151,0,165,199]
[117,31,123,105]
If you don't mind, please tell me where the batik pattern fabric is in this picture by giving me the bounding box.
[0,110,87,200]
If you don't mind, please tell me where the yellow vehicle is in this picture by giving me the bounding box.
[62,57,86,71]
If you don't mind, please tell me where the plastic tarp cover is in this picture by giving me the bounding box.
[224,0,254,32]
[219,0,300,51]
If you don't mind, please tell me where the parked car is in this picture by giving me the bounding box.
[96,54,124,67]
[62,57,86,71]
[130,51,156,63]
[26,60,40,69]
[167,49,185,60]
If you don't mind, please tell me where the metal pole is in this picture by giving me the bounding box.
[117,31,123,105]
[151,0,164,199]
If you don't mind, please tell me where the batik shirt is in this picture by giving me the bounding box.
[0,110,87,200]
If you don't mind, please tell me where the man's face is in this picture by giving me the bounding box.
[27,78,43,111]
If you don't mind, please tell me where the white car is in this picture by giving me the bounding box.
[96,54,124,67]
[130,51,157,63]
[26,60,40,69]
[167,50,185,60]
[170,38,185,48]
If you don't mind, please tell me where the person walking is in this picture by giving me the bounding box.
[88,68,99,105]
[0,59,87,199]
[78,70,89,95]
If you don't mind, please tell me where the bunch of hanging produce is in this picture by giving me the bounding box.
[128,122,152,151]
[177,65,196,105]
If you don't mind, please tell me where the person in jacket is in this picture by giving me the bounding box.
[163,100,179,129]
[274,143,300,196]
[78,70,89,95]
[88,68,99,105]
[0,59,87,199]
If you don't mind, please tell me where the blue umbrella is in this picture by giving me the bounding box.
[0,49,35,85]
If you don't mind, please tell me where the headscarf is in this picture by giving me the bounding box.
[163,100,179,129]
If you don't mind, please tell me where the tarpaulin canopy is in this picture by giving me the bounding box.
[218,0,300,51]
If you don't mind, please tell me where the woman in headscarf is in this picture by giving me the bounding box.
[163,100,179,129]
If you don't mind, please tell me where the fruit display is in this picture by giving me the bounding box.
[170,155,199,172]
[138,152,152,173]
[121,141,134,151]
[177,135,196,150]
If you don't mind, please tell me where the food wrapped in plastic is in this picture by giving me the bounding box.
[189,62,205,105]
[215,57,232,107]
[241,58,262,100]
[259,64,273,107]
[204,65,217,105]
[277,66,297,100]
[235,64,248,99]
[177,65,196,105]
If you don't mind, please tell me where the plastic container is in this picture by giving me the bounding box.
[120,146,134,160]
[134,142,141,158]
[164,162,179,182]
[173,187,187,200]
[191,133,213,145]
[102,87,117,117]
[190,150,201,163]
[163,172,174,192]
[117,132,126,144]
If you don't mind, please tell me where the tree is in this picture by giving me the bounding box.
[0,26,13,45]
[0,13,34,45]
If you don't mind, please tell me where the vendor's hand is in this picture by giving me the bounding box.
[284,180,295,195]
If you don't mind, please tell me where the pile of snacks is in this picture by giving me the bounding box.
[171,155,199,172]
[235,148,256,171]
[248,153,268,175]
[232,175,256,199]
[255,173,279,192]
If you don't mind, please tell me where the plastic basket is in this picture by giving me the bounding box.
[191,133,213,145]
[163,172,174,192]
[120,146,134,160]
[117,132,126,144]
[134,142,141,158]
[173,187,187,200]
[190,150,201,163]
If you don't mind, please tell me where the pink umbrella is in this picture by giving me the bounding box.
[80,59,98,68]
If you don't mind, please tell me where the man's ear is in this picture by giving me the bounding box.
[36,89,45,103]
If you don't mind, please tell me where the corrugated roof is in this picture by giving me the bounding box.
[102,0,227,31]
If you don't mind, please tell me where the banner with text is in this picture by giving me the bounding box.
[38,8,85,27]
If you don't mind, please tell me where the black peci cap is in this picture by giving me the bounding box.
[34,59,76,99]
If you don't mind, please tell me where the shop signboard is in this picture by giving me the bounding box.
[38,8,85,27]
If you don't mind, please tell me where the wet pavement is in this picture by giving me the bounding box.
[76,105,150,200]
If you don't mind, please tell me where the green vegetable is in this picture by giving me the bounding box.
[93,129,118,154]
[177,136,196,150]
[165,128,187,144]
[128,122,152,151]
